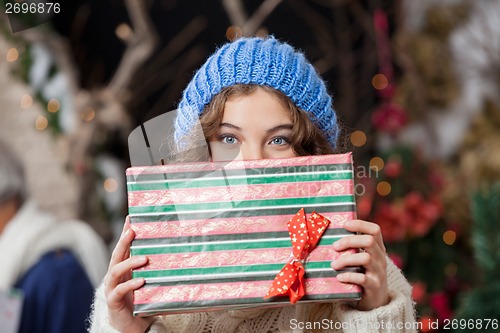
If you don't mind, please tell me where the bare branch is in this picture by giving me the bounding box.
[69,3,91,41]
[222,0,247,28]
[223,0,283,36]
[348,1,376,40]
[331,2,357,125]
[66,0,160,224]
[132,16,208,100]
[313,0,348,6]
[148,46,206,118]
[243,0,283,36]
[108,0,159,100]
[288,0,337,74]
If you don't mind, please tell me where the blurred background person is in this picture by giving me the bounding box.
[0,139,109,333]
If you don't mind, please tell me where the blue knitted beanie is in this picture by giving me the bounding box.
[175,37,339,148]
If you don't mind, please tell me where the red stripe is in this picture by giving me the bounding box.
[131,212,355,239]
[134,277,360,304]
[128,180,353,206]
[135,246,357,271]
[127,153,352,176]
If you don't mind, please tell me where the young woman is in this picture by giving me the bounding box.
[89,37,416,333]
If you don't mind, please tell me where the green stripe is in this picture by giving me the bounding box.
[132,261,334,279]
[131,228,352,246]
[139,268,361,287]
[129,195,354,214]
[130,236,338,255]
[127,163,353,182]
[127,171,353,191]
[133,292,361,315]
[129,204,355,222]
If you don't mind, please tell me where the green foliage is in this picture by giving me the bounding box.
[454,284,500,333]
[470,183,500,283]
[1,15,63,136]
[454,183,500,332]
[17,44,32,83]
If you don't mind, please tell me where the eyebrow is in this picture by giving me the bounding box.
[219,123,293,133]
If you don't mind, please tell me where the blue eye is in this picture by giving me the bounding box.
[220,135,238,144]
[270,137,290,145]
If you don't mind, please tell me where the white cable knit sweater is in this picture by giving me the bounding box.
[0,200,108,290]
[88,258,416,333]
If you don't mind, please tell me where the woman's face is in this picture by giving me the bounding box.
[209,88,297,162]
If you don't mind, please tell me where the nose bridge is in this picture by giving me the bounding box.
[241,142,265,160]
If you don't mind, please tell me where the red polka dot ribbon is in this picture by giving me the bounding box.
[264,208,331,304]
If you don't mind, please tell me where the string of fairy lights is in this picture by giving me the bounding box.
[350,72,392,198]
[5,44,118,195]
[351,71,458,247]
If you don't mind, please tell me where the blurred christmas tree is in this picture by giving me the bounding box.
[356,145,475,330]
[453,184,500,333]
[359,2,500,331]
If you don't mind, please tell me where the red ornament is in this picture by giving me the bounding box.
[404,192,442,238]
[388,252,404,269]
[419,316,437,333]
[384,159,402,178]
[430,291,453,322]
[357,196,373,220]
[378,83,396,99]
[372,202,410,243]
[411,281,427,304]
[372,102,408,135]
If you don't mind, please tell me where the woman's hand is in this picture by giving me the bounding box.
[331,219,390,311]
[104,216,154,333]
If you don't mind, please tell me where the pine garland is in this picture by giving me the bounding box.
[471,183,500,283]
[454,183,500,332]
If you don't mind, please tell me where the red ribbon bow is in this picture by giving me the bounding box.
[264,208,330,304]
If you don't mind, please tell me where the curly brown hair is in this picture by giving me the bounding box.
[200,84,339,156]
[166,84,347,163]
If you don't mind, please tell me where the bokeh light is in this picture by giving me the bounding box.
[115,23,132,41]
[81,107,96,122]
[226,26,243,41]
[35,115,48,131]
[104,178,118,192]
[376,181,391,196]
[443,230,456,245]
[256,27,269,38]
[6,48,19,62]
[47,98,60,113]
[20,94,33,109]
[372,73,389,90]
[370,156,385,172]
[350,130,367,147]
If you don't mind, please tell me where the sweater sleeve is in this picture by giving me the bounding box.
[87,284,123,333]
[334,257,417,333]
[87,283,168,333]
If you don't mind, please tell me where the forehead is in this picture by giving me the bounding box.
[222,88,293,124]
[227,85,291,108]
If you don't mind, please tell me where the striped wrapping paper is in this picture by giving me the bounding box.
[127,153,361,316]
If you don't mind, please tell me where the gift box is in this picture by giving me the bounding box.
[127,153,361,316]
